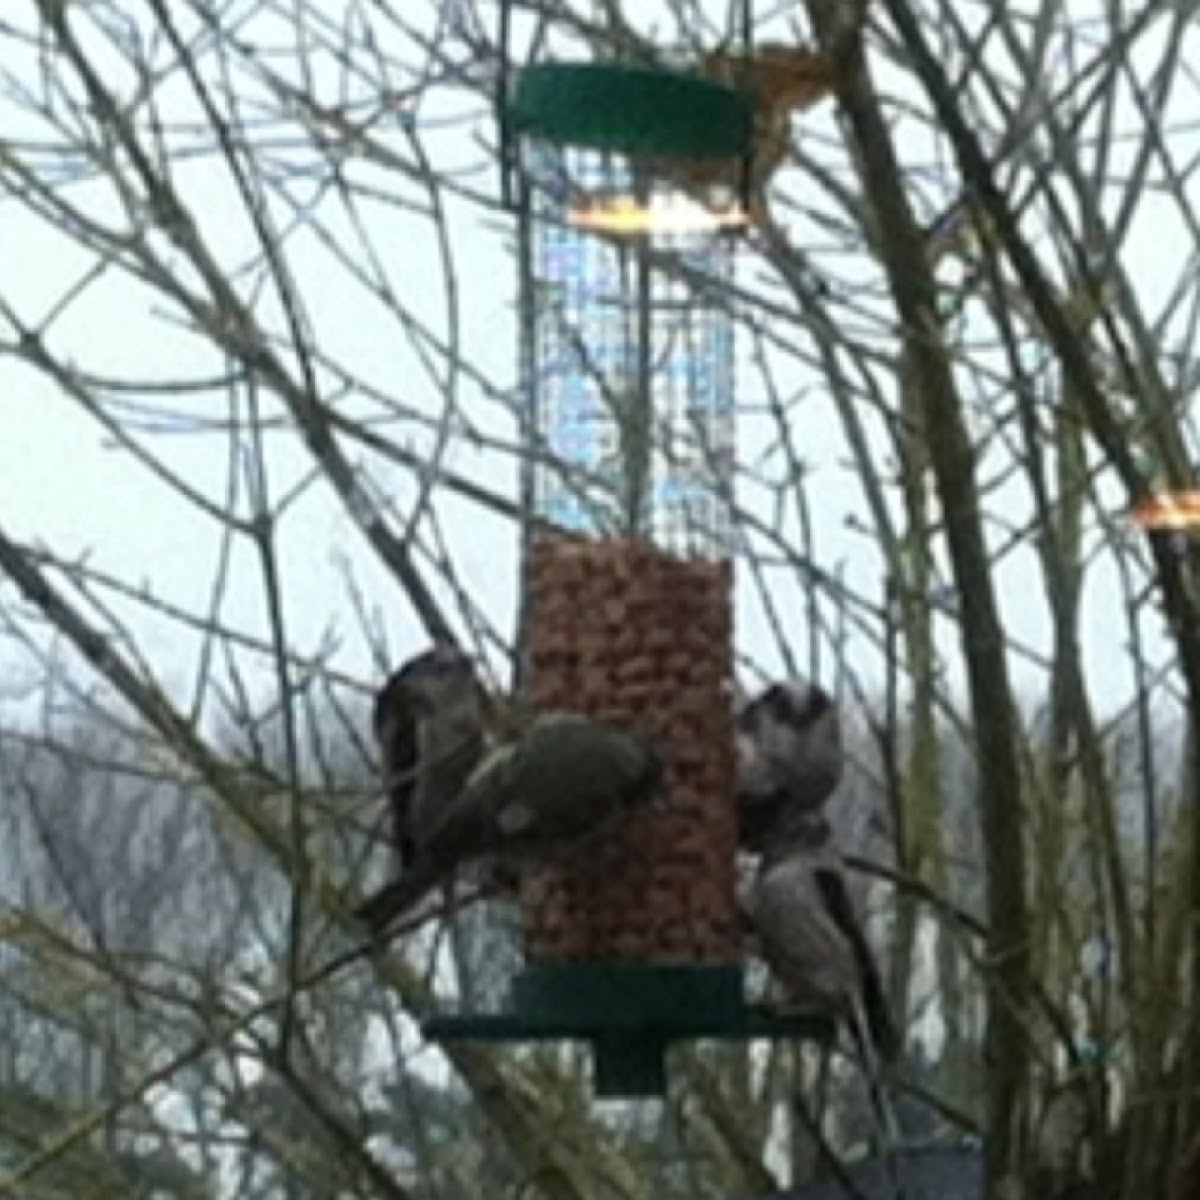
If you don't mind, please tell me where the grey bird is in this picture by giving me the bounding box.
[369,643,489,869]
[744,808,898,1062]
[354,711,665,934]
[736,678,844,852]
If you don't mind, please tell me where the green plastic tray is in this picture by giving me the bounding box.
[423,963,834,1097]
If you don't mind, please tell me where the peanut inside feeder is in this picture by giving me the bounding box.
[521,533,738,964]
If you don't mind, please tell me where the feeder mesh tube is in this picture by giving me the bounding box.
[521,535,738,963]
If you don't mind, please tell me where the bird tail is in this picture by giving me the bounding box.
[854,949,901,1063]
[813,867,900,1061]
[834,956,897,1065]
[353,863,442,936]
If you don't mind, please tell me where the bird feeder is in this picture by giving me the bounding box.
[424,536,832,1095]
[422,4,834,1098]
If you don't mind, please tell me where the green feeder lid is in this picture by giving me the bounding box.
[507,62,755,159]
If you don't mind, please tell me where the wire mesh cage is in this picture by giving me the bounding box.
[515,119,742,964]
[523,142,737,559]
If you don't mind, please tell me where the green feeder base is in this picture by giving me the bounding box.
[508,63,755,159]
[422,963,834,1099]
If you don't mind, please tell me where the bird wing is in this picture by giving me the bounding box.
[440,713,659,853]
[508,715,661,833]
[812,865,899,1060]
[752,854,858,1014]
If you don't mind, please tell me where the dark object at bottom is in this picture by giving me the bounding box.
[772,1141,1109,1200]
[422,963,833,1098]
[776,1142,982,1200]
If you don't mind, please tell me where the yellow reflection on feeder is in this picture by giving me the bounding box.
[1132,490,1200,531]
[568,191,749,236]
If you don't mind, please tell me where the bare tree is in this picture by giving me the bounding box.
[0,1,1198,1197]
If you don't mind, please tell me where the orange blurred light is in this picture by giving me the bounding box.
[567,192,749,236]
[1131,490,1200,530]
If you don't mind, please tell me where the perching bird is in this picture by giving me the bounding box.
[743,807,898,1062]
[736,678,843,852]
[354,711,665,934]
[370,643,488,868]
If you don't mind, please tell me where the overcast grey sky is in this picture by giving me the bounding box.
[0,0,1194,735]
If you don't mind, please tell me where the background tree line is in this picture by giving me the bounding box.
[0,1,1198,1197]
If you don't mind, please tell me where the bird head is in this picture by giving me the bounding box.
[750,679,834,730]
[736,676,843,816]
[373,642,481,728]
[736,679,834,765]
